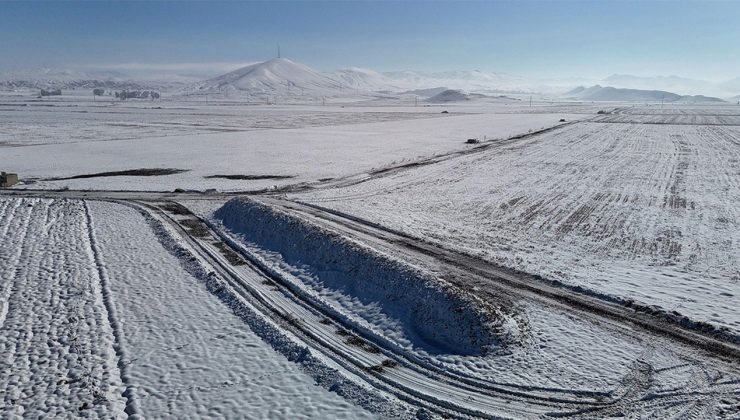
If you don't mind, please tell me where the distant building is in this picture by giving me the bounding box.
[40,89,62,96]
[1,172,18,187]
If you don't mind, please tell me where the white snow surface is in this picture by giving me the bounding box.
[297,116,740,337]
[0,197,375,418]
[186,58,351,100]
[332,67,401,92]
[0,198,126,418]
[0,100,583,192]
[187,197,740,406]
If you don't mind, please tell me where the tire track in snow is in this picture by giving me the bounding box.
[83,201,141,418]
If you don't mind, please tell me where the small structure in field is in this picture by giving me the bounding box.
[40,89,62,97]
[1,172,18,187]
[466,138,480,144]
[559,118,567,122]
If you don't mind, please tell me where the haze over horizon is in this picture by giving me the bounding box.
[2,0,739,83]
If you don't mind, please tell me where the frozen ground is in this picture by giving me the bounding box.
[297,109,740,337]
[0,197,375,418]
[186,196,740,417]
[3,99,740,417]
[0,97,584,191]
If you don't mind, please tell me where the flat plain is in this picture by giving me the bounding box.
[1,96,739,418]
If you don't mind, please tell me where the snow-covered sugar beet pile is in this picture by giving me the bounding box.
[213,197,520,356]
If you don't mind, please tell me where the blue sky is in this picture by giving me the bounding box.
[1,0,738,80]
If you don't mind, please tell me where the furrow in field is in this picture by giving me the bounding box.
[83,201,139,418]
[0,198,126,417]
[296,120,740,336]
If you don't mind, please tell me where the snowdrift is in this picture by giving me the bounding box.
[214,198,509,356]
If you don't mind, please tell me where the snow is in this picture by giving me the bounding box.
[383,69,536,94]
[333,67,401,92]
[188,196,740,411]
[186,58,351,100]
[426,89,470,103]
[0,67,175,91]
[212,198,509,356]
[0,198,126,418]
[296,115,740,337]
[0,197,375,418]
[3,95,740,416]
[565,85,725,103]
[0,99,584,191]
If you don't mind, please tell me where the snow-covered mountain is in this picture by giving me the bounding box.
[332,67,400,92]
[4,59,737,101]
[602,74,740,98]
[427,89,471,103]
[0,67,169,90]
[602,74,722,97]
[565,85,724,103]
[187,58,355,100]
[383,69,536,94]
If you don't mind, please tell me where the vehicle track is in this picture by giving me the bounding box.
[259,197,740,362]
[121,199,642,418]
[74,196,734,418]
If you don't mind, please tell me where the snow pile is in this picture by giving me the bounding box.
[214,198,511,356]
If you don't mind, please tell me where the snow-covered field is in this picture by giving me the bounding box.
[297,111,740,337]
[0,197,374,418]
[3,98,740,417]
[0,97,583,191]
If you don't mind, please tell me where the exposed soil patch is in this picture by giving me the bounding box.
[204,174,295,181]
[159,202,192,216]
[49,168,187,180]
[212,242,245,266]
[179,218,209,238]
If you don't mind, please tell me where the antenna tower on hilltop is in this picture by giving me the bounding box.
[278,45,281,58]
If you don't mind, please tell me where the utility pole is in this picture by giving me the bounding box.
[278,44,281,58]
[414,95,418,107]
[529,95,532,107]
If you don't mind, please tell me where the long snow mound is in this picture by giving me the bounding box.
[214,198,509,356]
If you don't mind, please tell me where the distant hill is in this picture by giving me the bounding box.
[187,58,351,100]
[400,87,449,97]
[332,67,400,92]
[674,95,726,103]
[566,85,681,102]
[0,67,160,91]
[603,74,718,97]
[565,85,724,103]
[427,89,471,103]
[384,69,536,94]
